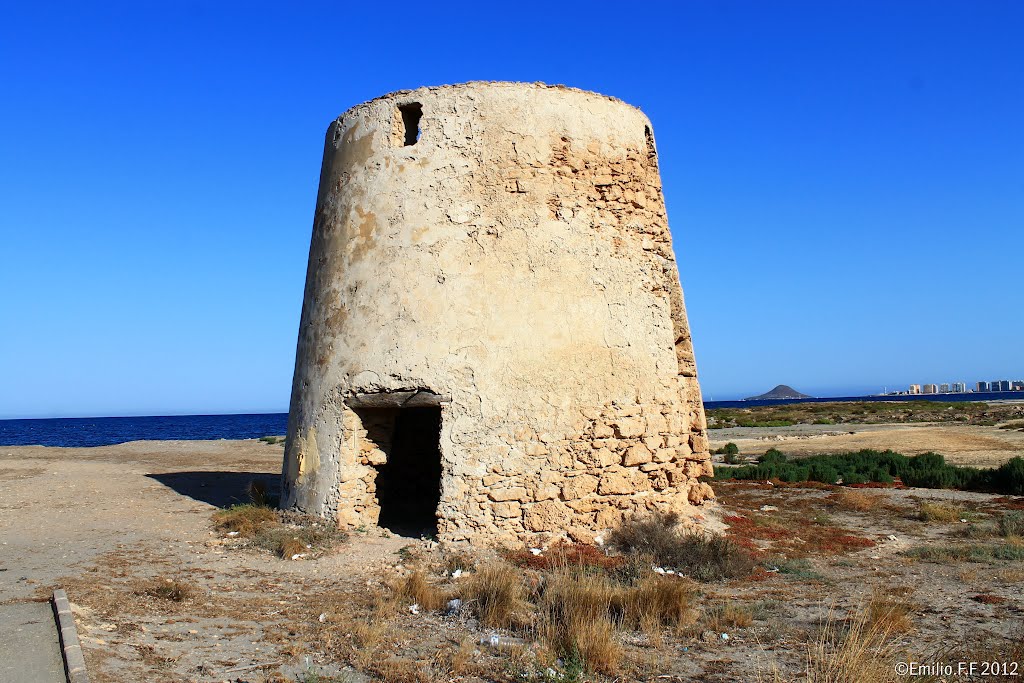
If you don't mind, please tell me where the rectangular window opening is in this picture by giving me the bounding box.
[399,103,423,146]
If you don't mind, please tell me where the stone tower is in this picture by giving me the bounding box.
[282,82,713,545]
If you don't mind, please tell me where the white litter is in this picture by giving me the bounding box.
[594,535,604,546]
[721,633,730,640]
[887,535,898,541]
[759,505,778,512]
[530,548,543,556]
[318,613,327,623]
[226,531,239,537]
[409,603,420,615]
[451,569,463,579]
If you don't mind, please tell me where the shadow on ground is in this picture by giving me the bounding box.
[146,471,281,508]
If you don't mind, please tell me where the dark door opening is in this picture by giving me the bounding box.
[371,406,442,537]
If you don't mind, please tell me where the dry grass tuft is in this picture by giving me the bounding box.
[918,501,966,523]
[537,571,622,674]
[704,601,755,631]
[246,479,275,507]
[621,576,698,631]
[463,562,531,629]
[758,602,924,682]
[135,577,194,603]
[804,607,905,683]
[393,570,450,611]
[276,536,307,559]
[866,590,914,634]
[829,489,878,512]
[212,504,277,536]
[451,553,698,674]
[213,505,346,560]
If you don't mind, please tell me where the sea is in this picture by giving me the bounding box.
[0,391,1020,448]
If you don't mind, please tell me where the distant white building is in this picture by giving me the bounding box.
[1013,381,1024,391]
[977,381,990,392]
[909,384,921,395]
[922,384,938,394]
[939,383,950,393]
[952,382,967,393]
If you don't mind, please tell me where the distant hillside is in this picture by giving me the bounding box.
[745,385,813,400]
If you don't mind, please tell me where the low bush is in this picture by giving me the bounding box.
[738,420,795,428]
[998,511,1024,537]
[767,557,822,580]
[609,512,755,581]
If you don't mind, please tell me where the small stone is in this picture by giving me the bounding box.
[623,443,652,466]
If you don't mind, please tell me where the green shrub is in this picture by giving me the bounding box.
[759,448,787,464]
[906,543,1024,563]
[998,511,1024,537]
[714,449,1023,495]
[990,458,1024,495]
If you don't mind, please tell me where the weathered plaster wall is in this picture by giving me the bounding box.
[282,81,712,545]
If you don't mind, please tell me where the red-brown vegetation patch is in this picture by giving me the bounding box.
[723,513,876,557]
[989,497,1024,511]
[972,593,1007,604]
[503,542,626,571]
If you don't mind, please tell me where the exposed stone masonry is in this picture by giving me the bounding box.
[282,82,713,545]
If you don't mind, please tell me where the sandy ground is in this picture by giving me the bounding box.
[0,439,425,682]
[1,435,1022,682]
[708,422,1024,468]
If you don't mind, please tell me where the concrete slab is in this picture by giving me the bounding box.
[0,602,65,683]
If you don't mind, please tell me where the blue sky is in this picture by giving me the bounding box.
[1,1,1021,418]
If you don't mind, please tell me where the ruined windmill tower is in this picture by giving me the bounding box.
[282,82,713,544]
